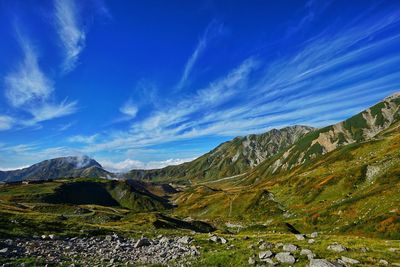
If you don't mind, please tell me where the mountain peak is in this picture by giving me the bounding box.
[0,156,108,182]
[384,92,400,102]
[57,156,102,169]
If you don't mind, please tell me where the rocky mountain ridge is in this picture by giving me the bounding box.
[0,156,111,182]
[261,93,400,174]
[127,125,315,181]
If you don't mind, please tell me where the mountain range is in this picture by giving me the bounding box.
[1,93,399,185]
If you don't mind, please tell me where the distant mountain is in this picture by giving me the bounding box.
[253,92,400,175]
[0,156,112,182]
[127,125,315,181]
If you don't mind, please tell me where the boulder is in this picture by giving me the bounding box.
[327,243,347,253]
[248,256,256,265]
[275,252,295,264]
[259,250,273,260]
[340,256,360,264]
[310,232,318,238]
[379,259,389,265]
[283,243,298,252]
[259,242,273,250]
[295,234,306,240]
[308,239,315,244]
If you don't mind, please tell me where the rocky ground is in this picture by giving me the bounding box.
[0,234,199,266]
[1,232,399,266]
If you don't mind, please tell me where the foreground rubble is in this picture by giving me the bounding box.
[0,234,199,266]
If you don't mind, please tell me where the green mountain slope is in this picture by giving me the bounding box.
[253,93,400,175]
[127,125,315,182]
[173,118,400,238]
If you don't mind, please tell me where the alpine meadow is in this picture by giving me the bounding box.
[0,1,400,266]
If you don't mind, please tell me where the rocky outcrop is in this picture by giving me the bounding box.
[255,92,400,175]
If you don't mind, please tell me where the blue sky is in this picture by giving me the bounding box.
[0,0,400,172]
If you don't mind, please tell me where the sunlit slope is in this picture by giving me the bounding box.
[253,93,400,175]
[127,125,314,182]
[173,120,400,238]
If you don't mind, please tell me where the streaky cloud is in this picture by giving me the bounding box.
[54,0,86,73]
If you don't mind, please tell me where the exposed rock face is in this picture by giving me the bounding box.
[0,156,111,182]
[255,92,400,175]
[127,125,315,181]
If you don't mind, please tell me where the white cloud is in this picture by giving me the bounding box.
[80,8,400,155]
[5,42,53,108]
[54,0,86,73]
[119,99,139,118]
[175,20,224,91]
[68,134,98,144]
[100,158,195,173]
[28,101,78,123]
[3,32,78,129]
[0,116,14,131]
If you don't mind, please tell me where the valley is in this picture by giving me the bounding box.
[0,94,400,266]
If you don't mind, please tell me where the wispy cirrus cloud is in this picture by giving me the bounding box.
[175,20,224,91]
[78,7,400,156]
[0,116,14,131]
[5,38,53,108]
[68,134,99,144]
[3,31,77,128]
[119,99,139,118]
[54,0,86,73]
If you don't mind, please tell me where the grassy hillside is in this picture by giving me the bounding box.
[127,125,314,182]
[258,94,400,175]
[172,120,400,239]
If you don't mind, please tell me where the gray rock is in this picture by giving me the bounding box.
[340,256,360,264]
[264,258,276,266]
[259,250,273,260]
[295,234,306,240]
[309,259,337,267]
[327,243,347,253]
[248,256,256,265]
[177,236,193,244]
[300,249,315,260]
[0,248,8,253]
[209,236,219,243]
[379,259,389,265]
[310,232,318,238]
[134,238,151,248]
[219,237,228,244]
[208,235,227,244]
[275,252,295,264]
[308,239,315,244]
[282,243,298,252]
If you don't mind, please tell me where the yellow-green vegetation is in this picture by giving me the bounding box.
[172,121,400,240]
[191,232,400,266]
